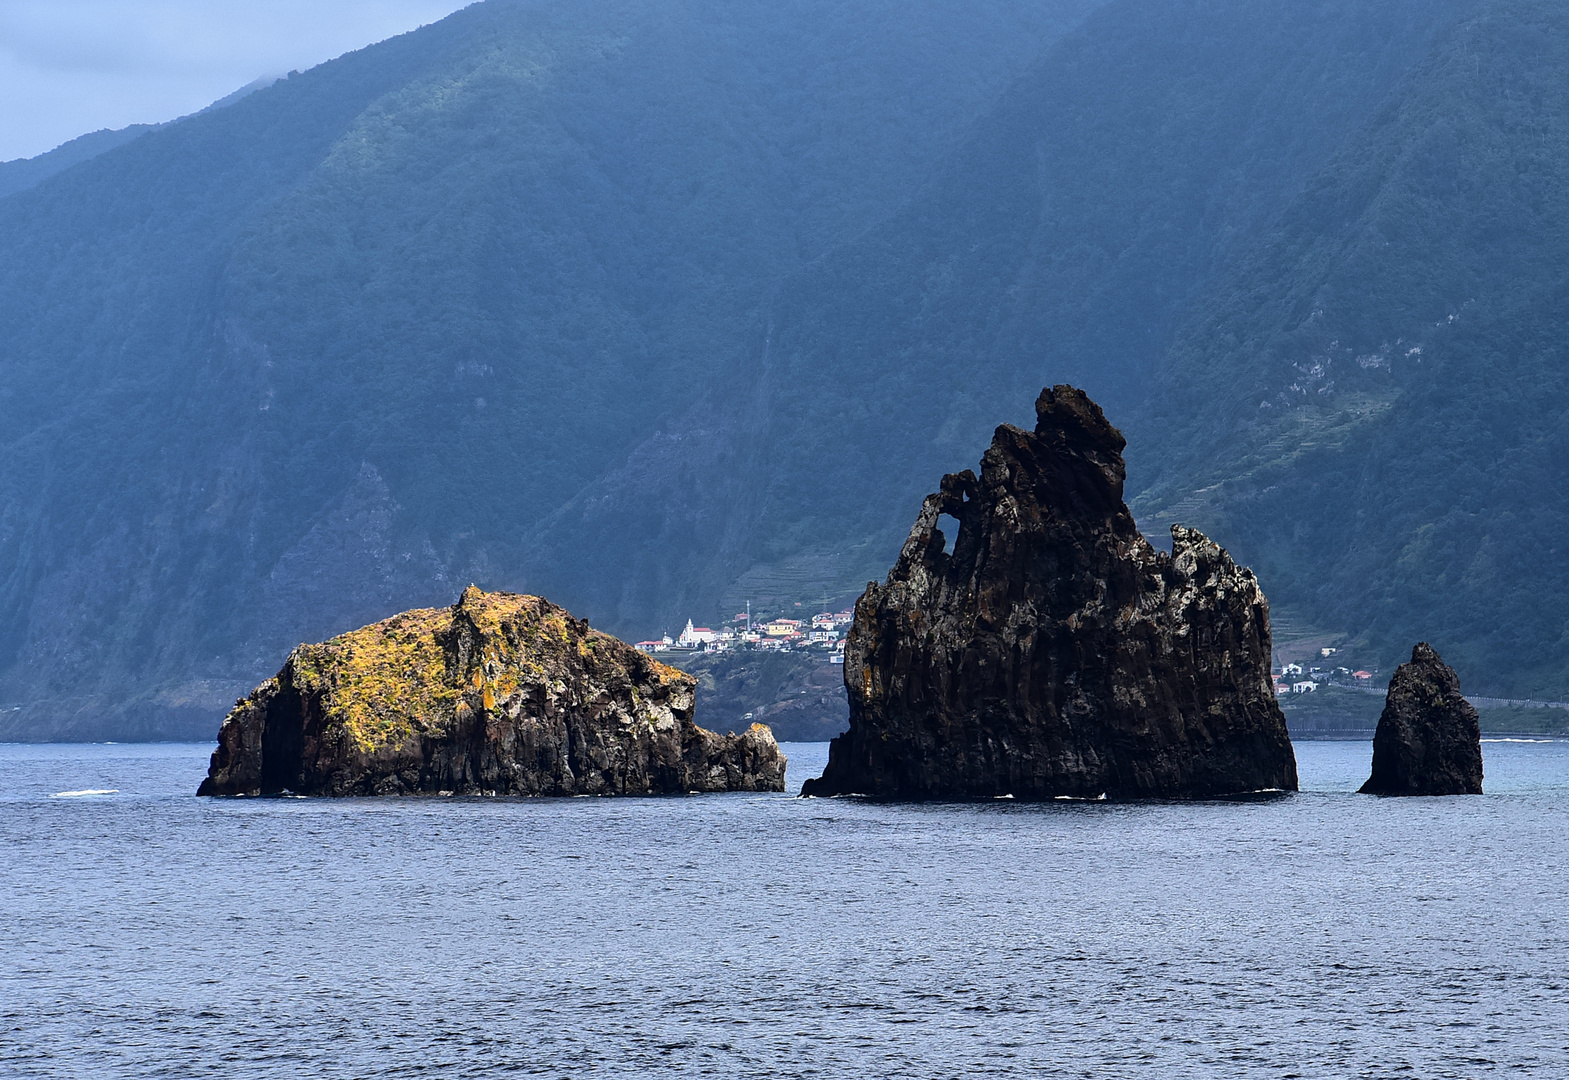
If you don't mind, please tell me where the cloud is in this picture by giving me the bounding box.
[0,0,473,160]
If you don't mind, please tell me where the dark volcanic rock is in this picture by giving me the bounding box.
[801,385,1297,800]
[1360,643,1483,796]
[199,587,786,796]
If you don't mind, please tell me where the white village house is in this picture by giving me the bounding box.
[634,633,674,654]
[677,620,718,647]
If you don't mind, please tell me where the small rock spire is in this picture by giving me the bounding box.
[1360,642,1483,796]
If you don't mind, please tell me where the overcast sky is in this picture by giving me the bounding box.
[0,0,473,161]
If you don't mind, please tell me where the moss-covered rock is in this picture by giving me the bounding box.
[198,587,785,796]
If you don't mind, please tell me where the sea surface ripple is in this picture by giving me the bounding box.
[3,739,1568,1078]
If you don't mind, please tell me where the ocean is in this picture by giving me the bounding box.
[3,739,1567,1078]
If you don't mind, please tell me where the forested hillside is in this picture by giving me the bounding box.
[5,0,1569,740]
[559,0,1569,702]
[0,0,1100,739]
[0,126,153,199]
[1138,0,1569,695]
[536,0,1481,630]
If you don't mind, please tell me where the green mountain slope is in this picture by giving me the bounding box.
[538,0,1569,703]
[8,0,1569,739]
[0,0,1101,739]
[530,0,1481,629]
[0,78,277,201]
[0,126,155,200]
[1137,0,1569,695]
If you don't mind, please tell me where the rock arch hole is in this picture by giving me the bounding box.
[937,513,962,555]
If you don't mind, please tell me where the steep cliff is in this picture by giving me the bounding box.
[0,0,1102,742]
[802,386,1297,799]
[199,587,785,796]
[1360,643,1483,796]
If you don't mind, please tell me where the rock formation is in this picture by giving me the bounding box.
[199,587,786,796]
[802,385,1297,800]
[1359,643,1483,796]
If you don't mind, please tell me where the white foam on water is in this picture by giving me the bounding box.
[50,789,118,798]
[1482,738,1563,744]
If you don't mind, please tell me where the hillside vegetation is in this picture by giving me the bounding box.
[5,0,1569,738]
[0,0,1099,739]
[552,0,1479,627]
[1139,0,1569,695]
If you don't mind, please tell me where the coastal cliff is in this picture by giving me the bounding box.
[1360,643,1483,796]
[802,385,1297,800]
[199,587,786,796]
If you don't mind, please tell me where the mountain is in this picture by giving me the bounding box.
[0,126,156,200]
[8,0,1569,741]
[552,0,1569,703]
[530,0,1482,631]
[0,0,1102,739]
[1137,0,1569,696]
[0,79,281,201]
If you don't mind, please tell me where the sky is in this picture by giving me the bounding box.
[0,0,473,161]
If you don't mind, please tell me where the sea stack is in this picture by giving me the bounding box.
[199,587,786,796]
[802,385,1297,800]
[1360,643,1483,796]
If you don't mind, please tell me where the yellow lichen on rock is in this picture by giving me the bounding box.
[277,588,694,754]
[199,586,787,797]
[296,605,457,753]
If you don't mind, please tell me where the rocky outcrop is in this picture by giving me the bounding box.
[1360,643,1483,796]
[802,385,1297,800]
[199,587,786,796]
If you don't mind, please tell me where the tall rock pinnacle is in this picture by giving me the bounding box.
[802,385,1297,799]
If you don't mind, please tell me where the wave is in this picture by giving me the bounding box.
[50,788,119,798]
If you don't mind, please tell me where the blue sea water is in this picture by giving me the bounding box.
[3,739,1568,1078]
